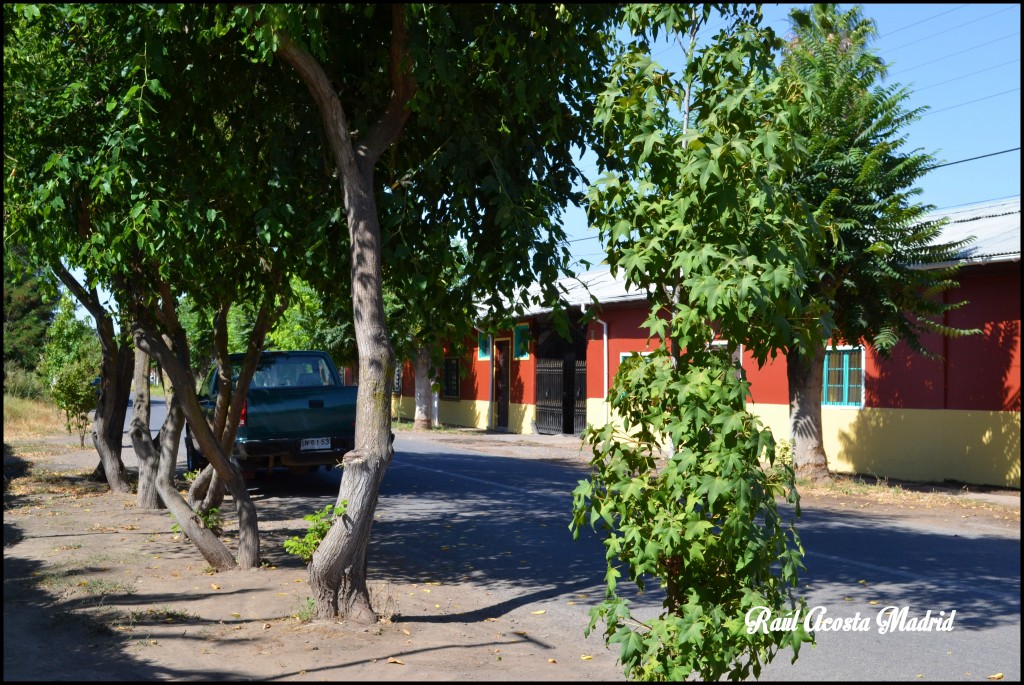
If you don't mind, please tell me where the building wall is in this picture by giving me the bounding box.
[745,263,1021,488]
[394,262,1020,488]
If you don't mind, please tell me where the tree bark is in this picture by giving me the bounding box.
[131,347,163,509]
[153,385,235,569]
[413,346,433,430]
[787,344,832,483]
[55,265,132,493]
[132,323,259,570]
[276,6,413,622]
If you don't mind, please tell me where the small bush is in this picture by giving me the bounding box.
[170,507,224,538]
[3,363,47,400]
[284,501,347,563]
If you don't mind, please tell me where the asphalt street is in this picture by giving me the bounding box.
[142,399,1021,681]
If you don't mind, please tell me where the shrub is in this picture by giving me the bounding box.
[284,501,348,563]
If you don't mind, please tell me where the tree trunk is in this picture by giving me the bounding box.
[88,331,133,493]
[131,347,162,509]
[132,326,260,570]
[154,387,235,569]
[413,346,432,430]
[276,7,413,622]
[55,256,132,493]
[188,464,226,512]
[787,344,832,483]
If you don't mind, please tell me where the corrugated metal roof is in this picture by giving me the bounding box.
[925,196,1020,265]
[518,196,1021,316]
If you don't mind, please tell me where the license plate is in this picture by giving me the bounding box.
[301,437,331,451]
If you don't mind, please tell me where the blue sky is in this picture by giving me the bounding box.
[564,3,1023,269]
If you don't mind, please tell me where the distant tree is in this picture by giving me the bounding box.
[779,4,974,482]
[40,293,101,446]
[3,249,57,374]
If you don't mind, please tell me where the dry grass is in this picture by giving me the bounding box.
[5,465,106,498]
[796,473,1020,519]
[3,395,68,439]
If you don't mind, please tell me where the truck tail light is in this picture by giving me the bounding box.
[240,399,248,427]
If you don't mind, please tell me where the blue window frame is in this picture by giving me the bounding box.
[477,331,491,361]
[822,347,863,407]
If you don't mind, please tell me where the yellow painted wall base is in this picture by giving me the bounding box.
[402,393,1019,488]
[396,398,536,434]
[750,404,1020,489]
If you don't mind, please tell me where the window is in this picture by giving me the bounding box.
[477,331,492,361]
[619,351,654,363]
[442,358,460,400]
[392,365,403,395]
[822,346,863,407]
[513,324,531,360]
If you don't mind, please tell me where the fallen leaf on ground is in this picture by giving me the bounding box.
[211,584,221,590]
[485,618,498,622]
[262,623,271,630]
[231,613,241,618]
[531,610,546,615]
[868,600,880,605]
[402,629,410,635]
[548,659,557,663]
[988,674,1004,680]
[581,655,593,661]
[387,657,405,665]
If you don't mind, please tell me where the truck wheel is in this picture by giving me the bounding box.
[185,431,207,472]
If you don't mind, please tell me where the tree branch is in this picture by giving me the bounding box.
[357,4,416,169]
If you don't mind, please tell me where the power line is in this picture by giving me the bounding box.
[890,32,1020,75]
[926,147,1020,171]
[934,194,1020,211]
[914,59,1020,93]
[563,151,1022,244]
[882,4,969,37]
[886,6,1016,52]
[922,88,1021,116]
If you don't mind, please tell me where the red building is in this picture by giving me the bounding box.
[394,198,1020,488]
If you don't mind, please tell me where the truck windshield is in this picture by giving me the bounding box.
[240,356,338,389]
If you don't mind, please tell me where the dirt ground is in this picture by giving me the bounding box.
[3,428,1019,682]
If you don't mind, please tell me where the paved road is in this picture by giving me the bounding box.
[139,403,1021,681]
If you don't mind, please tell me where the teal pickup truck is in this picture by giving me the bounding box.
[184,351,357,475]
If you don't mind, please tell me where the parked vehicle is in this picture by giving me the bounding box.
[184,351,357,476]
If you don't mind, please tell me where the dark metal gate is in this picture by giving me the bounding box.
[535,323,587,436]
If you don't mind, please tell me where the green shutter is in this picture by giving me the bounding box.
[478,331,491,360]
[513,324,530,360]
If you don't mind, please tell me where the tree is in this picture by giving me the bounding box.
[227,3,617,621]
[779,4,974,482]
[572,5,817,679]
[5,4,338,566]
[3,248,57,374]
[40,293,102,446]
[5,4,143,494]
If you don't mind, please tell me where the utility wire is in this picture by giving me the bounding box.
[926,147,1020,170]
[566,149,1021,240]
[891,32,1020,75]
[882,4,969,37]
[886,6,1015,52]
[922,88,1021,116]
[913,59,1020,92]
